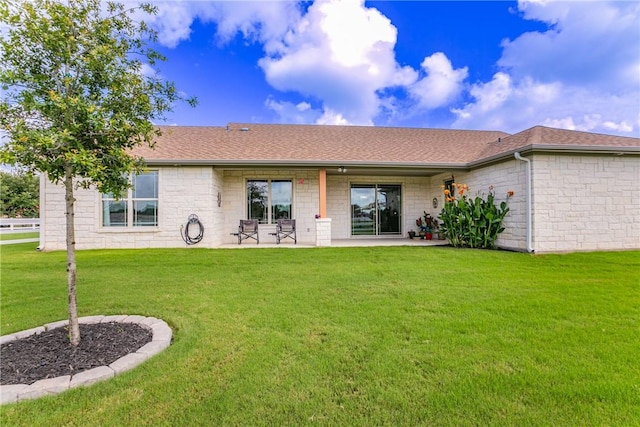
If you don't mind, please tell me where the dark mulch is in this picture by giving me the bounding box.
[0,322,152,385]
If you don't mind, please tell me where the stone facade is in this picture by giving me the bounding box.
[528,154,639,253]
[222,169,320,245]
[40,152,639,253]
[41,167,220,251]
[427,159,529,252]
[326,174,431,240]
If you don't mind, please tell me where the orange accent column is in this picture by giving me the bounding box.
[318,169,327,218]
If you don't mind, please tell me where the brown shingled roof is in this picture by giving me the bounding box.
[132,123,639,167]
[474,126,640,164]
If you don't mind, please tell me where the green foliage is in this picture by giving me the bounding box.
[0,171,39,217]
[0,0,196,194]
[439,184,511,249]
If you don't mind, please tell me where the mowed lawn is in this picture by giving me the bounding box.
[0,231,39,241]
[1,243,638,426]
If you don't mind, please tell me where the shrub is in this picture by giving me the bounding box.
[0,171,39,218]
[439,183,512,249]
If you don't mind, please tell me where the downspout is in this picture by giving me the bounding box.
[514,152,533,253]
[37,173,46,251]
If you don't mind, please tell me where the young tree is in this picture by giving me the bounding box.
[0,0,195,345]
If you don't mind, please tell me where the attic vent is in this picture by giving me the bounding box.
[498,137,502,143]
[240,127,250,132]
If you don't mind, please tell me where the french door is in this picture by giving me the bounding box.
[350,184,401,236]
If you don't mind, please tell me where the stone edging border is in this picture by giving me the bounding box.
[0,315,172,405]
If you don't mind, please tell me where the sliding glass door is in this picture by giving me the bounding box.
[351,184,401,236]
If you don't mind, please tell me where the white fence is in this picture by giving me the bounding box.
[0,218,40,231]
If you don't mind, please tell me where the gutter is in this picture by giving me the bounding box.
[514,152,533,253]
[470,144,639,169]
[142,145,640,169]
[37,173,46,251]
[142,159,471,170]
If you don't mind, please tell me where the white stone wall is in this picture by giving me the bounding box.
[529,154,639,253]
[429,154,639,253]
[41,167,219,251]
[41,157,638,252]
[222,169,320,244]
[429,160,528,251]
[315,218,332,246]
[326,174,431,239]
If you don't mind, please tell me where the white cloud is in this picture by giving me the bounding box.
[204,1,302,51]
[455,0,640,135]
[453,72,639,134]
[265,97,321,124]
[143,0,467,127]
[453,72,513,119]
[142,0,639,136]
[258,0,417,125]
[296,101,311,112]
[133,2,202,48]
[146,0,407,124]
[316,108,352,126]
[602,120,633,134]
[502,1,639,92]
[141,1,300,49]
[410,53,468,110]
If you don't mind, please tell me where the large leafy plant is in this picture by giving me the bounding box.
[439,183,512,249]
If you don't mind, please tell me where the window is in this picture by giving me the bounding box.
[247,179,292,224]
[102,171,158,227]
[444,178,455,199]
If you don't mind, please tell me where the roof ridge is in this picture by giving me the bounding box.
[226,122,508,134]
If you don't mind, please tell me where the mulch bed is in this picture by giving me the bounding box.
[1,322,152,386]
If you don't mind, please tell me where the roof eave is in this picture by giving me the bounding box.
[469,144,640,168]
[142,144,639,169]
[142,158,470,170]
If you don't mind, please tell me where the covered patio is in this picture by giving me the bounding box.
[218,237,450,249]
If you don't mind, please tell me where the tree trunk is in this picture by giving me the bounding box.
[65,166,80,346]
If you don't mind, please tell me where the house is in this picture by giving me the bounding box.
[39,123,639,253]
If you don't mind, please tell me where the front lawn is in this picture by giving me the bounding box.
[1,244,638,426]
[0,231,39,241]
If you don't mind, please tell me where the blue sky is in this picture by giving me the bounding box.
[140,0,639,136]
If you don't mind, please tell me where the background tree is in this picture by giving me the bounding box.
[0,171,40,218]
[0,0,195,345]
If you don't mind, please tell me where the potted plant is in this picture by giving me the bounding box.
[416,217,426,238]
[416,211,438,240]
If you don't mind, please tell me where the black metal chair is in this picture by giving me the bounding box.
[236,219,259,244]
[275,219,296,244]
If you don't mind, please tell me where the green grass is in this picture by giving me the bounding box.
[0,231,38,241]
[1,243,639,426]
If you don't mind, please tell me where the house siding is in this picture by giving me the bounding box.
[425,154,639,253]
[326,175,430,239]
[222,169,320,244]
[529,154,639,253]
[429,160,528,252]
[41,167,219,251]
[40,153,638,253]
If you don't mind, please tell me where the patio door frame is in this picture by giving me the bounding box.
[350,183,402,237]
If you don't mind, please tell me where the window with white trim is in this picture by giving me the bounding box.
[247,179,292,224]
[102,171,158,227]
